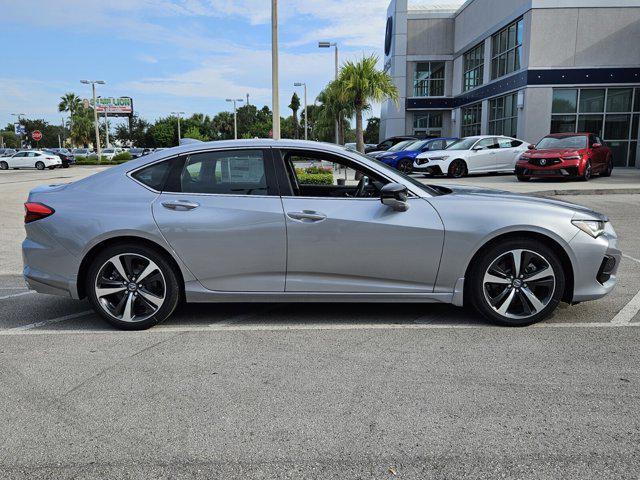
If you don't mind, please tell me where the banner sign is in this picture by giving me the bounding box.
[84,97,133,116]
[14,123,26,136]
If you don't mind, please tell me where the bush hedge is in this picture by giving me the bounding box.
[74,152,132,165]
[297,172,333,185]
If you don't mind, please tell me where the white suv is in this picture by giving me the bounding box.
[414,135,529,177]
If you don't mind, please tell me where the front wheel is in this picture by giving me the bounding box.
[35,161,45,170]
[86,243,181,330]
[396,159,413,174]
[516,175,530,182]
[0,161,7,170]
[579,160,592,181]
[467,238,565,326]
[447,159,468,178]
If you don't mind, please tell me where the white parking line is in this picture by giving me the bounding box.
[611,289,640,325]
[623,253,640,264]
[0,291,34,301]
[4,310,93,333]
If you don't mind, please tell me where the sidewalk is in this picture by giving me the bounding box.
[419,168,640,196]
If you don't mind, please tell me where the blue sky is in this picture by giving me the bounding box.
[0,0,458,129]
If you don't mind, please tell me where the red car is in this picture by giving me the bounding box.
[516,133,613,181]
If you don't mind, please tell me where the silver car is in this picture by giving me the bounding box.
[22,139,621,330]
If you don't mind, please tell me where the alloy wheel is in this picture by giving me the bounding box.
[449,160,466,178]
[398,160,413,174]
[94,253,166,323]
[483,249,555,320]
[0,161,7,170]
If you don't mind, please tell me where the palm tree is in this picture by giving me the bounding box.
[316,81,354,145]
[289,92,300,139]
[58,93,82,116]
[336,54,398,152]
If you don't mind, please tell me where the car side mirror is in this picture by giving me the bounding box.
[592,143,601,149]
[380,183,409,212]
[472,146,484,151]
[528,144,536,150]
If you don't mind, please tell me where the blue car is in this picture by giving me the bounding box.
[377,137,458,173]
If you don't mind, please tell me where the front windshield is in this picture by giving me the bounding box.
[350,149,441,196]
[445,138,477,151]
[387,140,416,152]
[537,135,587,149]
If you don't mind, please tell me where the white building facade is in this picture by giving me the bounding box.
[380,0,640,167]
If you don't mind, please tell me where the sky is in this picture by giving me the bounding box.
[0,0,461,129]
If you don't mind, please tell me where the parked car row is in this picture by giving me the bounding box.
[0,150,62,170]
[369,132,613,182]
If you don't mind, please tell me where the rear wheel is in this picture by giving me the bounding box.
[86,243,181,330]
[35,161,45,170]
[600,157,613,177]
[0,161,7,170]
[396,158,413,174]
[447,159,467,178]
[467,238,565,326]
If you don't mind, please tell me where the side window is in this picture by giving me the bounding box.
[379,140,393,149]
[429,140,444,150]
[281,150,388,198]
[498,138,520,148]
[445,139,457,148]
[180,149,270,195]
[132,157,182,191]
[589,135,597,147]
[475,138,499,150]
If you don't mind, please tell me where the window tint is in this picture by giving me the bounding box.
[132,157,181,191]
[180,150,268,195]
[475,138,499,149]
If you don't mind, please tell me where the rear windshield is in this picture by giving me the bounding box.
[537,135,587,149]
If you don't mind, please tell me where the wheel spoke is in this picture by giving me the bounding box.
[524,266,552,283]
[139,290,163,308]
[521,286,545,313]
[511,249,524,277]
[136,260,159,283]
[484,273,510,285]
[96,286,126,297]
[496,289,516,316]
[109,255,129,281]
[121,292,135,322]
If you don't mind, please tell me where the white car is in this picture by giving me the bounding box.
[414,135,529,177]
[0,150,62,171]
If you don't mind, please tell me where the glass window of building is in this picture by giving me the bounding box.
[491,18,524,80]
[413,112,443,137]
[550,88,639,166]
[461,103,482,137]
[489,92,518,137]
[463,43,484,92]
[413,62,445,97]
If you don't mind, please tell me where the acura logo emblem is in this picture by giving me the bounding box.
[539,159,547,166]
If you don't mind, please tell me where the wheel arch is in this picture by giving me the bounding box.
[76,235,186,300]
[463,230,575,304]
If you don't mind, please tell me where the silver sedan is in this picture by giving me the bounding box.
[22,139,621,329]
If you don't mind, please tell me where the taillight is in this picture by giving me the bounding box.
[24,202,55,223]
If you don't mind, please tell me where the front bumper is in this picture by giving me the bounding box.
[516,159,582,178]
[569,223,621,302]
[413,159,444,176]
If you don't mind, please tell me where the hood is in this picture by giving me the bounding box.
[379,150,419,159]
[428,184,607,220]
[524,148,584,158]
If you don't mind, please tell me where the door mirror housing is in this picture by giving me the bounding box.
[528,144,536,150]
[472,145,485,151]
[592,143,601,149]
[380,183,410,212]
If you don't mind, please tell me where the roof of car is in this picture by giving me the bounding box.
[546,132,589,137]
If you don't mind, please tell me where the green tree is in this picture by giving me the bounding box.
[336,55,398,152]
[58,92,82,116]
[316,80,354,145]
[183,125,209,141]
[115,115,151,147]
[211,111,235,140]
[289,92,300,139]
[364,117,380,144]
[69,109,94,147]
[0,128,19,148]
[149,121,175,147]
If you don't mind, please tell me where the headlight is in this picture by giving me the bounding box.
[519,155,529,161]
[561,155,581,160]
[429,155,449,161]
[572,219,606,238]
[387,155,398,160]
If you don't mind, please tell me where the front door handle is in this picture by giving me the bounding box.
[286,210,327,222]
[162,199,200,211]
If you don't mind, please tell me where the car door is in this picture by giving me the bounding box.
[495,138,523,171]
[590,134,606,170]
[467,137,499,173]
[275,148,444,293]
[149,148,287,292]
[9,152,25,167]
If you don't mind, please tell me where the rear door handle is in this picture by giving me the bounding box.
[286,210,327,222]
[162,199,200,211]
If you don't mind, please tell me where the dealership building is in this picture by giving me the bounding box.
[380,0,640,167]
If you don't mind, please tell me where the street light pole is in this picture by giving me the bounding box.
[11,113,25,148]
[294,82,307,140]
[271,0,280,140]
[81,80,105,159]
[226,99,244,140]
[318,41,339,144]
[171,111,185,144]
[104,110,110,148]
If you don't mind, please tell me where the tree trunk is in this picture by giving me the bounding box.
[355,106,364,153]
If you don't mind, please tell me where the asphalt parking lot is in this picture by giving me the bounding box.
[1,166,639,479]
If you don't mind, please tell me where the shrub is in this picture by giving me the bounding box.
[112,151,132,163]
[297,172,333,185]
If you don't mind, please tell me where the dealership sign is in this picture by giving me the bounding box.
[83,97,133,116]
[14,123,26,136]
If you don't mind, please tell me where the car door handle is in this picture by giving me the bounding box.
[286,210,327,222]
[162,199,200,211]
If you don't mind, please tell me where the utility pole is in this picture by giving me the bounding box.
[246,93,250,106]
[80,80,105,159]
[11,113,25,148]
[271,0,280,140]
[226,99,244,140]
[294,82,308,140]
[171,111,185,144]
[318,41,339,144]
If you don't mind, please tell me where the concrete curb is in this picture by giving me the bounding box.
[532,188,640,196]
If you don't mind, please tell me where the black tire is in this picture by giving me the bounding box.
[467,237,565,327]
[579,160,592,181]
[516,175,530,182]
[62,164,70,168]
[48,166,55,170]
[396,158,413,174]
[0,161,7,170]
[600,157,613,177]
[86,243,181,330]
[447,159,468,178]
[35,161,45,170]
